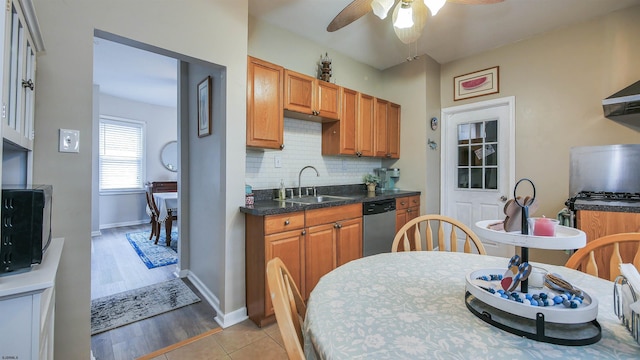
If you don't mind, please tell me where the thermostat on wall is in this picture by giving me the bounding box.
[59,129,80,153]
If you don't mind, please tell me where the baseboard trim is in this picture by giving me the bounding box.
[186,271,248,329]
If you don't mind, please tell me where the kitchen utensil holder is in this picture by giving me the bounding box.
[613,275,639,344]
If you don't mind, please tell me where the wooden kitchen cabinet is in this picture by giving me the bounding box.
[374,99,401,158]
[304,204,362,299]
[245,211,305,326]
[576,210,640,280]
[246,56,284,150]
[322,89,375,157]
[284,69,340,120]
[395,195,420,251]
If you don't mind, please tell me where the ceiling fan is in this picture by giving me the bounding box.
[327,0,504,33]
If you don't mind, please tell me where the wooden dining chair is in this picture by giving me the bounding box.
[145,191,161,242]
[564,232,640,281]
[392,214,487,255]
[266,257,306,360]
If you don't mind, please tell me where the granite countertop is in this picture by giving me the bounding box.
[240,184,420,216]
[571,201,640,214]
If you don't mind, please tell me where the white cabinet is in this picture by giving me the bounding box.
[0,238,63,360]
[1,0,44,150]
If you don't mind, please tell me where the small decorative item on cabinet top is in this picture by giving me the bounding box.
[319,52,332,82]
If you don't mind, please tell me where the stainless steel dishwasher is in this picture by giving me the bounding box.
[362,199,397,256]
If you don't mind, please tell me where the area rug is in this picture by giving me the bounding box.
[91,278,201,335]
[126,230,178,269]
[136,327,223,360]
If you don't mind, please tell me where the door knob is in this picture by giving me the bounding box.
[500,196,507,202]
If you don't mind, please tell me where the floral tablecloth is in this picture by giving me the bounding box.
[303,251,639,359]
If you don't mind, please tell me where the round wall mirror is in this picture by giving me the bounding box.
[161,141,178,172]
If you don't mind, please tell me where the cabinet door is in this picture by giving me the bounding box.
[321,87,356,156]
[265,229,304,315]
[373,98,389,157]
[3,1,37,150]
[387,102,401,158]
[247,57,284,149]
[336,217,362,266]
[316,81,340,119]
[284,70,315,115]
[305,223,335,299]
[358,93,375,157]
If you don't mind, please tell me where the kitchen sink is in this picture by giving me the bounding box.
[283,195,353,205]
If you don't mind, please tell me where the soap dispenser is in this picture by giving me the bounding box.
[279,179,286,200]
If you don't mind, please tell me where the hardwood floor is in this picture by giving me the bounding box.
[91,224,219,360]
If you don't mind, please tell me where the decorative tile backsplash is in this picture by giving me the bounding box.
[246,118,381,190]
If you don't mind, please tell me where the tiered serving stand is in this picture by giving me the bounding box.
[466,220,602,345]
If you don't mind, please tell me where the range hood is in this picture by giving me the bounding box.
[602,80,640,126]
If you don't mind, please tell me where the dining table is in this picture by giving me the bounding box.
[152,192,178,243]
[303,251,639,359]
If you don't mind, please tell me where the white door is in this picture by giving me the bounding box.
[441,97,515,257]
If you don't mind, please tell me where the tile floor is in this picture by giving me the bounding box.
[146,319,289,360]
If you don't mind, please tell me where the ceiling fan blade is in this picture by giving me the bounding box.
[447,0,504,4]
[327,0,375,32]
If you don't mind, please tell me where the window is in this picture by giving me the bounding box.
[99,116,145,192]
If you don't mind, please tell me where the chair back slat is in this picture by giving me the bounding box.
[392,214,486,255]
[449,225,457,252]
[565,233,640,281]
[426,221,434,251]
[267,257,306,360]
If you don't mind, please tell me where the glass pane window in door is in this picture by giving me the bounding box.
[456,119,499,190]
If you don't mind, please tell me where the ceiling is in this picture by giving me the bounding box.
[93,0,640,107]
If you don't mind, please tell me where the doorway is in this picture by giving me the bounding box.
[440,96,515,257]
[91,35,180,299]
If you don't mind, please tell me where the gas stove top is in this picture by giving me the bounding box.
[566,191,640,209]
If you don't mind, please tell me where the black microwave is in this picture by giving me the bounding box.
[1,184,53,275]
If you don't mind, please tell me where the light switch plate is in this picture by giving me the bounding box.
[59,129,80,153]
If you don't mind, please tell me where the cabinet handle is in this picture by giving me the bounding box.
[284,219,290,225]
[401,201,406,206]
[301,230,306,235]
[407,209,412,213]
[356,152,362,157]
[280,144,285,150]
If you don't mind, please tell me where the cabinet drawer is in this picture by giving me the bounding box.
[264,212,305,235]
[396,196,419,210]
[306,204,361,227]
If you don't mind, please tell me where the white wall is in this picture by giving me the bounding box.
[246,118,381,191]
[31,1,248,358]
[96,94,177,229]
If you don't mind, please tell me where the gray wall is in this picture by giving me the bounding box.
[31,1,248,358]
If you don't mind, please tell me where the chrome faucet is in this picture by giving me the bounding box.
[298,165,319,197]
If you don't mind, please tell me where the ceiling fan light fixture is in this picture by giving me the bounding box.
[371,0,395,20]
[424,0,446,16]
[393,1,414,29]
[392,0,427,44]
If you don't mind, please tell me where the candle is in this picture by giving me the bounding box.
[533,217,556,236]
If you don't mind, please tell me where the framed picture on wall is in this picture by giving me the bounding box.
[197,76,212,137]
[454,66,499,101]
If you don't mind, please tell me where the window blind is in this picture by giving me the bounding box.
[99,118,145,191]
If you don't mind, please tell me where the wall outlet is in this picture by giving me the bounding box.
[274,156,282,168]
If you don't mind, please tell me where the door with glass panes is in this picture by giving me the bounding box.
[441,97,515,257]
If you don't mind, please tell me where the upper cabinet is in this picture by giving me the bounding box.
[247,56,284,150]
[284,70,340,121]
[247,56,400,158]
[322,88,375,157]
[374,99,400,159]
[1,0,44,151]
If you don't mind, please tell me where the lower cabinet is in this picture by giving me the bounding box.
[395,195,420,251]
[246,211,305,327]
[245,203,362,326]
